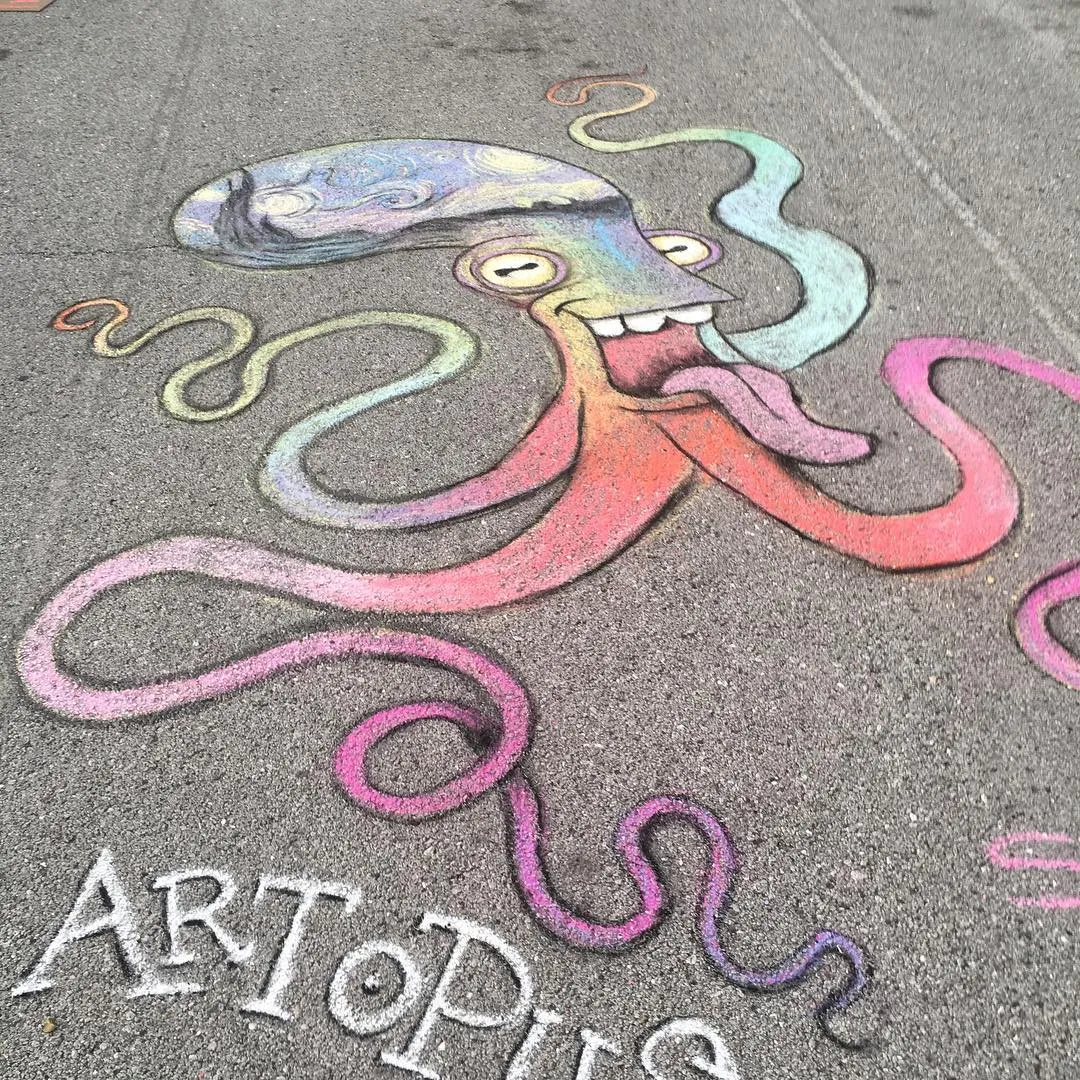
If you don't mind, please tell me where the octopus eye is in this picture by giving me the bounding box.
[648,233,716,267]
[476,251,562,289]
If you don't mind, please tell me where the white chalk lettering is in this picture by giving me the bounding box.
[151,868,254,970]
[11,849,196,999]
[242,875,361,1021]
[12,850,748,1075]
[641,1017,740,1080]
[329,939,423,1037]
[382,912,535,1080]
[505,1008,564,1079]
[574,1027,621,1079]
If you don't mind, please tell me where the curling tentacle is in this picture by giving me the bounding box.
[260,355,581,530]
[1015,561,1080,690]
[333,702,870,1037]
[655,336,1080,688]
[55,299,258,421]
[545,77,870,371]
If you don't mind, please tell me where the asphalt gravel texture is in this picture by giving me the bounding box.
[1,1,1078,1078]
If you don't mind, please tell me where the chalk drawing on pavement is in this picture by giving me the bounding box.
[19,72,1080,1049]
[12,849,744,1078]
[48,80,1080,690]
[0,1,56,11]
[986,832,1080,911]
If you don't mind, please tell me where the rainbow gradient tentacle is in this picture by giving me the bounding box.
[58,302,581,531]
[15,399,694,718]
[15,535,869,1037]
[654,336,1080,685]
[54,300,259,422]
[261,378,581,530]
[57,302,583,533]
[659,338,1080,567]
[546,78,870,371]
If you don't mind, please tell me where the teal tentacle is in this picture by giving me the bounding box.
[553,82,871,371]
[709,131,870,371]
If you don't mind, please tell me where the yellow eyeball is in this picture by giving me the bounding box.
[648,234,713,266]
[476,251,561,289]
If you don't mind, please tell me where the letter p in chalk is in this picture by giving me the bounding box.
[382,913,535,1080]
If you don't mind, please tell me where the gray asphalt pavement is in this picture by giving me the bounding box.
[2,1,1078,1078]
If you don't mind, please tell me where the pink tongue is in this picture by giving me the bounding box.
[661,364,872,465]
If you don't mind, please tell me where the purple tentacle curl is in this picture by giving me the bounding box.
[334,657,870,1040]
[1014,560,1080,691]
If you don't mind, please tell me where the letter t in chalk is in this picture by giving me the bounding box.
[242,875,361,1021]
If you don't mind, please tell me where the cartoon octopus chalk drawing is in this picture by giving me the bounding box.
[18,75,1080,1041]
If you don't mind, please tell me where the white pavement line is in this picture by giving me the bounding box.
[778,0,1080,366]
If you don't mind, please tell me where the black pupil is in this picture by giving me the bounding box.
[494,261,540,277]
[660,244,689,254]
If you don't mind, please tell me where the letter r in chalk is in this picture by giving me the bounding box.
[152,868,254,969]
[382,912,535,1080]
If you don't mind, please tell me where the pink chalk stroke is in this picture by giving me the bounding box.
[1014,562,1080,691]
[985,831,1080,911]
[334,694,869,1033]
[985,831,1080,873]
[1009,895,1080,911]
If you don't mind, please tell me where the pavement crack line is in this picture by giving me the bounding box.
[120,0,211,247]
[17,2,214,584]
[10,243,175,259]
[778,0,1080,366]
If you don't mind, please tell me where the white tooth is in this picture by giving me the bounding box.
[589,317,626,338]
[666,304,714,325]
[624,311,667,333]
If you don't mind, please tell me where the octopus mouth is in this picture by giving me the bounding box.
[585,302,717,338]
[594,320,872,466]
[596,319,716,394]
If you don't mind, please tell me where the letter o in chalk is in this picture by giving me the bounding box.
[329,940,423,1037]
[641,1017,740,1080]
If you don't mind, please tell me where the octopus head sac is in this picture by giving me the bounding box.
[171,139,630,269]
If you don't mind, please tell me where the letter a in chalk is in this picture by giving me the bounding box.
[11,849,197,999]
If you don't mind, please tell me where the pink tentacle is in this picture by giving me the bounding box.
[335,695,870,1034]
[376,384,581,525]
[1014,561,1080,690]
[269,383,583,530]
[16,402,693,721]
